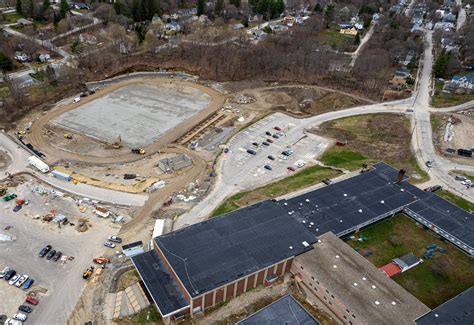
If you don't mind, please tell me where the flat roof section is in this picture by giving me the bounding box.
[416,286,474,325]
[237,294,320,325]
[295,232,430,324]
[403,182,474,251]
[131,250,190,317]
[281,162,418,236]
[155,200,317,297]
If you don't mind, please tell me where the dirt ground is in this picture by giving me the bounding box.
[0,150,11,170]
[432,110,474,166]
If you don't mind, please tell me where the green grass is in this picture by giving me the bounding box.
[211,165,341,217]
[320,29,355,51]
[1,12,22,24]
[435,80,444,90]
[432,92,474,108]
[345,213,474,308]
[319,146,374,171]
[436,190,474,212]
[430,113,443,133]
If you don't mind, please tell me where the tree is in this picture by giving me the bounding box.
[214,0,224,15]
[314,3,322,12]
[324,4,334,24]
[0,51,14,73]
[354,32,360,45]
[59,0,70,19]
[433,50,450,78]
[229,0,241,8]
[197,0,204,16]
[42,0,50,13]
[16,0,22,15]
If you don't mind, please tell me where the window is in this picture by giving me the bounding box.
[324,296,327,300]
[349,321,353,325]
[309,283,312,287]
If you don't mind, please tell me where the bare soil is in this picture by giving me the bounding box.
[0,150,11,170]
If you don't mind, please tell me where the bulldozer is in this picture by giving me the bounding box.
[113,135,122,149]
[82,266,95,280]
[64,133,73,140]
[131,148,145,155]
[0,187,7,196]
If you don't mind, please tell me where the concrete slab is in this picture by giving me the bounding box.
[52,83,211,147]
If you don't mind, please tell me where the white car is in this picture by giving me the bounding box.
[0,266,10,278]
[4,319,23,325]
[8,274,20,285]
[13,313,27,321]
[104,241,115,248]
[73,97,81,103]
[462,180,472,186]
[15,275,28,288]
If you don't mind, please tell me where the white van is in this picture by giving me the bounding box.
[73,97,81,103]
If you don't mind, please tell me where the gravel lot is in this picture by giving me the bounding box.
[221,113,329,189]
[52,83,211,147]
[0,181,121,324]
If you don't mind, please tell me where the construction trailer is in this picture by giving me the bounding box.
[28,156,50,173]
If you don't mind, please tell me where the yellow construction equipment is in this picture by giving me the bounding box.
[64,133,73,139]
[0,187,7,196]
[131,148,145,155]
[113,134,122,149]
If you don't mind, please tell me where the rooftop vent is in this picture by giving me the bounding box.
[289,246,293,250]
[284,202,288,206]
[400,189,405,192]
[343,193,348,197]
[339,219,343,223]
[434,314,439,318]
[302,220,306,224]
[380,200,385,204]
[353,282,358,287]
[318,239,322,243]
[333,265,337,268]
[302,241,309,247]
[305,199,310,203]
[335,255,340,259]
[358,209,363,213]
[372,285,377,289]
[310,222,314,226]
[299,203,303,206]
[375,301,380,305]
[391,301,397,306]
[362,277,367,281]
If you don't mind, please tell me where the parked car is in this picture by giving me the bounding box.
[4,269,16,281]
[13,205,22,212]
[322,178,332,185]
[274,126,282,131]
[4,318,22,325]
[425,160,433,168]
[223,148,229,153]
[262,141,270,146]
[9,274,20,285]
[267,155,275,160]
[104,241,115,248]
[52,251,62,262]
[107,236,122,243]
[287,166,296,172]
[455,175,467,181]
[264,165,272,171]
[251,142,259,147]
[15,275,28,288]
[25,296,39,305]
[39,245,52,257]
[18,306,32,313]
[246,149,257,155]
[12,313,26,321]
[265,131,272,136]
[73,97,81,103]
[46,249,56,260]
[22,278,34,290]
[272,134,280,139]
[2,193,17,201]
[0,267,10,278]
[266,138,273,143]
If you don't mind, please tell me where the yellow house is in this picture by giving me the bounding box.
[340,27,358,36]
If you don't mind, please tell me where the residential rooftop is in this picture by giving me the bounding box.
[294,232,430,324]
[237,294,320,325]
[416,286,474,324]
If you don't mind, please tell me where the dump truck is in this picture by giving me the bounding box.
[131,148,145,155]
[82,266,94,280]
[28,156,50,173]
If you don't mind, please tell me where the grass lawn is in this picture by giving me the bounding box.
[316,114,428,183]
[345,213,474,308]
[320,29,355,52]
[430,113,443,133]
[432,92,474,108]
[1,12,22,24]
[115,306,162,325]
[436,189,474,212]
[211,165,341,217]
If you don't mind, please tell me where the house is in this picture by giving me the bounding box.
[73,2,89,10]
[340,27,358,36]
[395,67,412,79]
[434,21,455,31]
[338,22,353,29]
[95,206,110,218]
[14,51,30,63]
[399,51,415,67]
[393,253,423,272]
[450,74,474,90]
[233,23,245,30]
[79,33,97,45]
[37,53,51,63]
[16,18,33,27]
[372,13,381,21]
[165,21,181,33]
[354,22,364,30]
[442,13,457,23]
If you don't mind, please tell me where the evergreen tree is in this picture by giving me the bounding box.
[0,51,14,73]
[313,3,322,12]
[59,0,70,19]
[433,51,451,78]
[197,0,204,16]
[214,0,223,15]
[42,0,50,13]
[16,0,22,15]
[354,32,360,45]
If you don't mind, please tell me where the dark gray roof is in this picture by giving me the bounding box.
[416,287,474,325]
[402,182,474,250]
[122,240,143,250]
[155,200,316,297]
[237,294,320,325]
[279,162,418,236]
[131,250,189,317]
[396,252,420,267]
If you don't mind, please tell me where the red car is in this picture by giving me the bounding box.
[287,166,296,172]
[266,138,274,143]
[25,296,39,305]
[274,126,282,131]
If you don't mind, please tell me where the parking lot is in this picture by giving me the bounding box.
[221,113,330,189]
[0,181,120,324]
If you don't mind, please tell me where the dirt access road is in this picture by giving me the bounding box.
[27,77,225,165]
